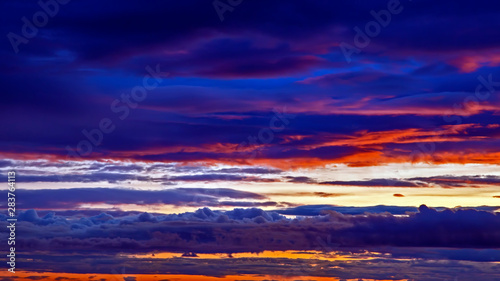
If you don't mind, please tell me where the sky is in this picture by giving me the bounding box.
[1,0,500,280]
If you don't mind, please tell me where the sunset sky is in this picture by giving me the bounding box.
[1,0,500,280]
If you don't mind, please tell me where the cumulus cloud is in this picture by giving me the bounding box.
[275,204,420,215]
[3,205,500,255]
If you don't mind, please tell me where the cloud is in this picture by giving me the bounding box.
[16,173,147,184]
[318,175,500,188]
[1,1,500,167]
[169,174,280,183]
[12,247,500,279]
[0,188,270,209]
[215,167,283,174]
[408,175,500,188]
[284,176,317,183]
[275,204,420,216]
[6,163,282,185]
[320,178,428,187]
[266,191,347,198]
[4,205,500,255]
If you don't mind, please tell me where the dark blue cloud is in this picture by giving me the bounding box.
[275,205,419,215]
[4,205,500,255]
[0,188,269,209]
[1,0,500,166]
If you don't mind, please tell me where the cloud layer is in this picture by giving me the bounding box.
[1,0,500,167]
[4,205,500,255]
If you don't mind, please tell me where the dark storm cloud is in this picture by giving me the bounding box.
[1,0,500,166]
[0,188,269,209]
[275,204,420,216]
[4,0,500,59]
[14,172,281,184]
[3,205,500,255]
